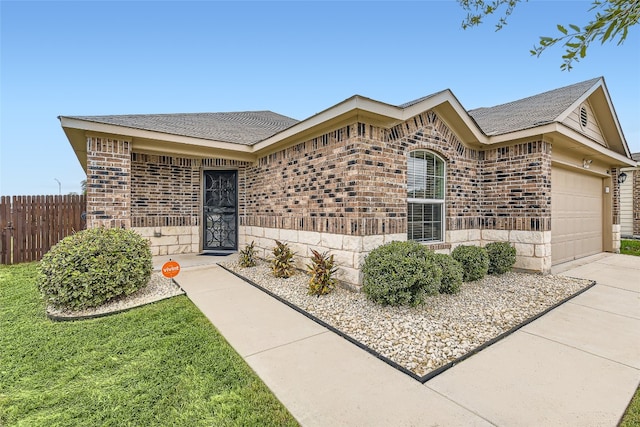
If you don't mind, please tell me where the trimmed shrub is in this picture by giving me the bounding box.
[451,245,489,282]
[486,241,517,275]
[38,227,152,310]
[270,240,295,278]
[362,241,442,306]
[433,253,464,294]
[238,241,258,268]
[307,249,337,296]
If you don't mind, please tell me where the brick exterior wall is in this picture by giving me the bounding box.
[243,126,362,234]
[240,111,555,284]
[129,153,250,228]
[86,137,131,228]
[481,142,552,232]
[635,169,640,236]
[611,167,621,225]
[130,154,250,254]
[244,111,550,238]
[84,107,621,285]
[243,112,486,236]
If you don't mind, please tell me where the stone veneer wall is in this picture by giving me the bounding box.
[86,137,131,229]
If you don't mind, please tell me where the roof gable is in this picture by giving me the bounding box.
[467,78,601,136]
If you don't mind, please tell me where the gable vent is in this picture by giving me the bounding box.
[580,105,588,128]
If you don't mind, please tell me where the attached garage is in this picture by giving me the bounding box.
[551,166,603,265]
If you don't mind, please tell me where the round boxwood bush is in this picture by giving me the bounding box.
[451,245,489,282]
[433,253,464,294]
[38,227,152,310]
[362,241,442,307]
[485,241,517,275]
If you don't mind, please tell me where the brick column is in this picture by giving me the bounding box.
[634,170,640,236]
[611,167,621,226]
[86,136,131,228]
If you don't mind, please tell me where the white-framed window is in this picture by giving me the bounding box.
[408,150,445,242]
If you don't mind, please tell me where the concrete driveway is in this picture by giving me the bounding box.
[165,252,640,426]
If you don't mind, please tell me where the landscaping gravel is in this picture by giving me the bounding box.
[221,260,592,377]
[46,272,184,319]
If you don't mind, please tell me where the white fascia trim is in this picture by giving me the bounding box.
[59,117,253,154]
[488,122,635,166]
[253,91,488,151]
[555,123,635,166]
[555,78,631,158]
[555,78,603,123]
[597,79,631,157]
[550,159,611,177]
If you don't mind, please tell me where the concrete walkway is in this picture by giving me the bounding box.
[159,253,640,426]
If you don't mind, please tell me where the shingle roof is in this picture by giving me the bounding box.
[468,78,601,136]
[632,152,640,162]
[67,111,299,145]
[397,91,448,109]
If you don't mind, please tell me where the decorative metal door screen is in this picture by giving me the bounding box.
[203,170,237,251]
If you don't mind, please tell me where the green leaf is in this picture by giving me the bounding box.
[602,20,617,43]
[557,24,568,35]
[569,24,581,33]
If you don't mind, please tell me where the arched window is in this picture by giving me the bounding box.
[408,150,445,242]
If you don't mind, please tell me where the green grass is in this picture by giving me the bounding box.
[621,385,640,427]
[620,239,640,257]
[0,263,299,427]
[619,240,640,426]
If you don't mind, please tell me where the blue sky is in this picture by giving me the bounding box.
[1,1,639,195]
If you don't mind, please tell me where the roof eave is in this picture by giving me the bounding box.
[59,116,252,153]
[487,122,636,167]
[555,77,631,158]
[252,90,488,154]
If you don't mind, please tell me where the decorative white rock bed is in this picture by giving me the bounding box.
[46,272,184,320]
[221,260,592,378]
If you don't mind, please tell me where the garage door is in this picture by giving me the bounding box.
[551,166,603,264]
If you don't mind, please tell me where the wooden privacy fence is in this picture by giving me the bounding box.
[0,195,86,264]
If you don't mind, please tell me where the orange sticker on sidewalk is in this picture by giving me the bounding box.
[161,260,181,278]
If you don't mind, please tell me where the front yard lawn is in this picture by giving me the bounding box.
[0,263,298,427]
[619,240,640,426]
[620,239,640,257]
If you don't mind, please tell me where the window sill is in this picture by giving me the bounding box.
[420,242,451,251]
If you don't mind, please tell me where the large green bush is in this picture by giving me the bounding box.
[485,241,517,274]
[451,245,489,282]
[433,253,464,294]
[38,227,152,310]
[362,241,442,306]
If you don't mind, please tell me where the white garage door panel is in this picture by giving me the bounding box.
[552,167,603,265]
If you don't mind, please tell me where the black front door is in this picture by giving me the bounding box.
[203,170,237,251]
